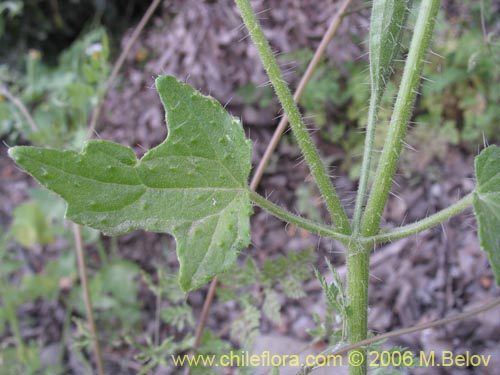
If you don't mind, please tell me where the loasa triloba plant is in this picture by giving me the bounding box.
[8,0,500,374]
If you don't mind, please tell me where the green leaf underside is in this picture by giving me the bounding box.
[9,75,252,291]
[473,145,500,286]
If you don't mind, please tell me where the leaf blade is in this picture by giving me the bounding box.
[9,75,252,291]
[473,145,500,285]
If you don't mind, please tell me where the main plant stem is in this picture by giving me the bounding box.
[345,240,370,375]
[301,297,500,372]
[236,2,442,375]
[348,1,440,374]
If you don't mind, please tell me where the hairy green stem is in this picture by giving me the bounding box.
[361,0,440,237]
[364,193,473,244]
[346,240,370,375]
[249,191,350,243]
[345,192,471,375]
[235,0,351,234]
[250,0,353,191]
[353,100,379,233]
[251,190,473,246]
[349,2,439,374]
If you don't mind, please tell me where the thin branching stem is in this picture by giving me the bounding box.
[342,3,372,17]
[192,274,218,347]
[299,297,500,373]
[235,0,351,234]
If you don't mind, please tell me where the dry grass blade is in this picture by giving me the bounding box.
[88,0,163,138]
[249,0,354,189]
[73,224,105,375]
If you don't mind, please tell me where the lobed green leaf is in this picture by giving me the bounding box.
[473,145,500,285]
[8,75,253,291]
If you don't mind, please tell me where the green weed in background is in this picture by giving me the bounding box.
[0,28,110,148]
[418,29,500,143]
[2,1,500,375]
[237,9,499,181]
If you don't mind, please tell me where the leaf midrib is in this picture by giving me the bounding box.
[22,151,246,191]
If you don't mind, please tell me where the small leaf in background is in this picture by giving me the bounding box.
[28,188,66,222]
[260,249,314,298]
[262,288,282,325]
[230,303,260,348]
[473,145,500,285]
[101,260,141,305]
[9,75,253,291]
[198,329,231,355]
[20,273,59,301]
[296,183,322,222]
[161,304,194,332]
[217,257,258,302]
[312,258,348,342]
[235,82,274,108]
[82,259,142,330]
[10,201,53,247]
[280,275,305,299]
